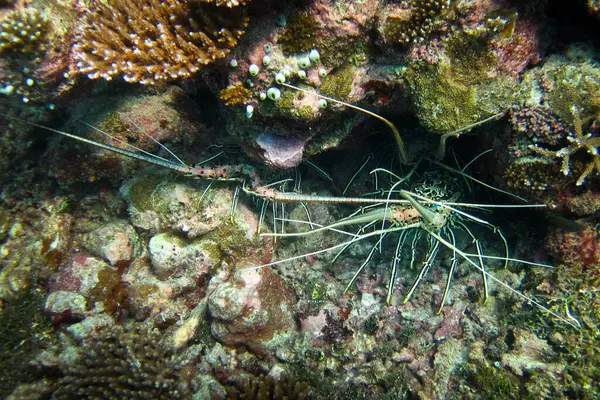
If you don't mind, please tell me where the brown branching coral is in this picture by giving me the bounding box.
[73,0,249,85]
[529,106,600,186]
[53,325,188,399]
[0,8,49,54]
[210,0,248,6]
[224,373,313,399]
[379,0,450,45]
[220,81,251,106]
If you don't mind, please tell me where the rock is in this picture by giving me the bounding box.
[148,232,219,280]
[66,313,115,340]
[252,132,308,169]
[82,220,139,265]
[47,253,125,313]
[208,268,296,353]
[45,290,87,321]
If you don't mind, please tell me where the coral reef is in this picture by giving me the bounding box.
[0,196,73,305]
[4,1,600,399]
[546,223,600,271]
[500,48,600,218]
[0,289,53,397]
[223,373,313,399]
[529,106,600,186]
[277,12,319,55]
[72,0,249,84]
[0,0,81,106]
[220,81,252,106]
[213,0,397,166]
[404,31,518,134]
[47,86,209,185]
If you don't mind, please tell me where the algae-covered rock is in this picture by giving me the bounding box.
[121,171,273,267]
[404,34,517,134]
[47,253,126,314]
[148,233,220,280]
[121,171,241,238]
[519,49,600,120]
[208,267,296,355]
[82,220,140,266]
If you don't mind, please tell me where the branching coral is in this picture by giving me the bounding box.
[53,324,188,399]
[529,106,600,186]
[220,81,251,106]
[72,0,249,84]
[0,8,49,54]
[379,0,450,45]
[223,373,313,399]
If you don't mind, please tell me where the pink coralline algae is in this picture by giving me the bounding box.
[46,253,126,316]
[546,224,600,272]
[509,106,567,149]
[310,0,380,40]
[491,17,541,77]
[122,258,208,324]
[208,267,296,354]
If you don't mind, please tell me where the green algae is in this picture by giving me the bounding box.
[127,174,162,212]
[0,211,10,242]
[404,34,516,134]
[460,363,519,400]
[205,218,255,263]
[99,112,130,135]
[278,12,318,54]
[275,89,296,114]
[298,104,315,120]
[319,65,355,100]
[268,88,317,121]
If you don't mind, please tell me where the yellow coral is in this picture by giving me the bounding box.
[219,82,251,106]
[0,8,49,54]
[73,0,249,85]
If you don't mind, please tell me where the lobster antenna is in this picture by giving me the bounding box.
[2,114,191,174]
[280,82,408,164]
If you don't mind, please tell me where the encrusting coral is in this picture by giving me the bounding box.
[72,0,249,84]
